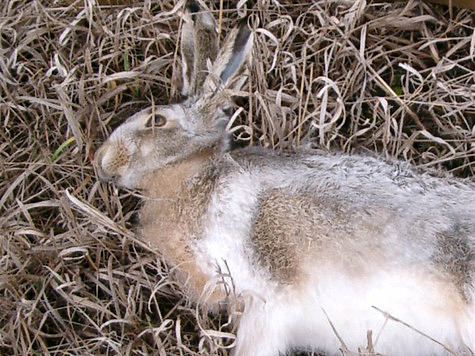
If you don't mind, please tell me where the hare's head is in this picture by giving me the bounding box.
[94,3,253,189]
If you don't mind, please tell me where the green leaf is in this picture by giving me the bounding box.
[51,136,76,162]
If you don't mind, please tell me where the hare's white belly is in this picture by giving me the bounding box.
[195,172,276,297]
[216,261,473,355]
[298,268,472,355]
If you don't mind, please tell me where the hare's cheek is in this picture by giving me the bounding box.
[140,140,155,157]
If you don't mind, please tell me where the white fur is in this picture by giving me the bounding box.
[196,167,271,296]
[231,271,470,356]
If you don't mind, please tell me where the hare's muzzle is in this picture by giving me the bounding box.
[93,142,130,182]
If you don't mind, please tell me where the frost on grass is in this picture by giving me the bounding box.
[0,0,473,355]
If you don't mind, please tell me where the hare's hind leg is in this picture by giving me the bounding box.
[231,291,334,356]
[231,298,291,356]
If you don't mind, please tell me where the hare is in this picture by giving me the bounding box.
[94,3,475,356]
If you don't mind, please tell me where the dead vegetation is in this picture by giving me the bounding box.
[0,0,474,355]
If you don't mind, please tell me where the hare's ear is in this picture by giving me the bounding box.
[204,19,253,93]
[181,2,218,97]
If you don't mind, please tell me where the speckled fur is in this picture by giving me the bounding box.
[181,3,218,96]
[433,225,473,301]
[137,153,227,304]
[250,189,304,283]
[94,5,475,356]
[249,188,355,284]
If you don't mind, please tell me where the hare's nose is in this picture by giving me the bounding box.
[94,145,115,182]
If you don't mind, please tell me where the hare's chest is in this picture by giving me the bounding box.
[139,200,190,258]
[138,179,212,248]
[139,199,227,303]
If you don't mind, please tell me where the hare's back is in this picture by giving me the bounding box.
[224,148,474,296]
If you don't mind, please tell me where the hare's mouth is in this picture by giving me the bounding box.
[95,164,115,182]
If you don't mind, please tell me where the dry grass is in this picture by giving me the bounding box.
[0,0,473,355]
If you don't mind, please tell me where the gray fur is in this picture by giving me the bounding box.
[433,224,474,301]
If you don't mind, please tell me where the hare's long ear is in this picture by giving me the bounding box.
[181,2,218,97]
[203,19,253,93]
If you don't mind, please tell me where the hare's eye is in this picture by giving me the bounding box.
[154,115,167,126]
[147,115,167,128]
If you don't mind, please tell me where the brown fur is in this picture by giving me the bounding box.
[97,141,130,176]
[138,152,226,304]
[249,188,347,283]
[177,162,220,237]
[250,189,309,283]
[433,225,473,301]
[249,188,390,283]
